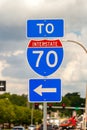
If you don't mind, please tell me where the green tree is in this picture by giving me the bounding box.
[65,92,85,107]
[0,99,15,128]
[9,94,27,106]
[33,110,42,124]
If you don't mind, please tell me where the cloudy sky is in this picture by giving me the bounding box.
[0,0,87,98]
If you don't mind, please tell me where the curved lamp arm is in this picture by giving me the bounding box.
[61,39,87,53]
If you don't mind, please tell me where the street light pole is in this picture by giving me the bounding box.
[62,39,87,130]
[84,84,87,130]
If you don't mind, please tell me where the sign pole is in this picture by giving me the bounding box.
[43,102,47,130]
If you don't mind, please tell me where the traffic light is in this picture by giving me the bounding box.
[34,103,39,109]
[62,103,66,110]
[48,103,52,109]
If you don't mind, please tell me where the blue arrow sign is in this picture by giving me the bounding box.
[27,19,64,37]
[28,79,61,102]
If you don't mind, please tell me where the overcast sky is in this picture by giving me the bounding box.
[0,0,87,98]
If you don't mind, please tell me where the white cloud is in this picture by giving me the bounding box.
[62,60,79,82]
[0,60,9,78]
[13,50,24,56]
[25,0,44,8]
[0,0,7,8]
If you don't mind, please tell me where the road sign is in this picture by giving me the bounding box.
[27,19,64,37]
[28,79,61,102]
[0,81,6,91]
[27,39,64,76]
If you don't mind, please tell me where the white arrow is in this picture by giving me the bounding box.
[34,84,57,96]
[0,85,4,88]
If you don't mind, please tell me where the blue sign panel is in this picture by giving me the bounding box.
[27,39,64,76]
[28,79,61,102]
[27,19,64,37]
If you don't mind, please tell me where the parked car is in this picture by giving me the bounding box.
[12,126,25,130]
[28,124,36,130]
[47,117,59,128]
[53,125,59,129]
[38,124,54,130]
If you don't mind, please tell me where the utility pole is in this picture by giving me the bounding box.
[62,39,87,130]
[84,84,87,130]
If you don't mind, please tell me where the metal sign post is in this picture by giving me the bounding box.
[43,102,47,130]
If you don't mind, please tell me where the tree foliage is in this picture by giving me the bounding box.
[0,92,85,126]
[0,93,42,127]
